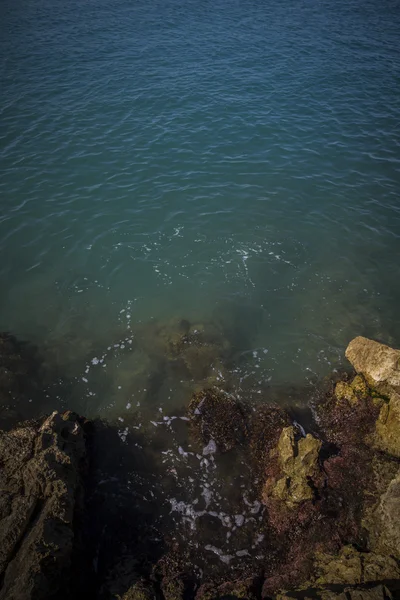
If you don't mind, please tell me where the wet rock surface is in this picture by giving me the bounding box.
[0,333,400,599]
[188,387,248,452]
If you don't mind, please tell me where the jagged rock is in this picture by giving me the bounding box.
[263,426,322,507]
[370,391,400,457]
[195,578,258,600]
[280,584,394,600]
[98,555,153,600]
[312,546,400,587]
[161,577,185,600]
[335,375,369,405]
[0,411,87,600]
[365,467,400,560]
[119,579,156,600]
[248,404,291,478]
[321,587,394,600]
[187,388,247,452]
[346,337,400,457]
[216,578,258,599]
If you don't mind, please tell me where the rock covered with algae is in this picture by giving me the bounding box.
[334,374,369,405]
[115,579,156,600]
[187,387,248,452]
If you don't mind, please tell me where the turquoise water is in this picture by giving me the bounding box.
[1,0,400,419]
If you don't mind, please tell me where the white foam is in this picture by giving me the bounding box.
[202,439,217,456]
[234,514,245,527]
[205,545,233,565]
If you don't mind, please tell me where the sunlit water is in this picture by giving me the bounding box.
[1,0,400,574]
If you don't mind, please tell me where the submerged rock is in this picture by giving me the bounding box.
[136,317,233,388]
[0,333,42,427]
[187,388,248,452]
[0,411,88,600]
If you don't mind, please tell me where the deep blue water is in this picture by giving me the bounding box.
[1,0,400,419]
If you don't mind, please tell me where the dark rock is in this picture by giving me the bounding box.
[187,388,248,452]
[119,579,156,600]
[0,411,87,600]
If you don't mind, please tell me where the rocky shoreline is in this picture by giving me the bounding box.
[0,334,399,599]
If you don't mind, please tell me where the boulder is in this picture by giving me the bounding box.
[346,337,400,395]
[346,337,400,457]
[0,411,87,600]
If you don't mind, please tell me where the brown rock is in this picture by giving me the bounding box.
[0,411,87,600]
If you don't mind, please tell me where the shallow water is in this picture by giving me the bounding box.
[1,0,400,575]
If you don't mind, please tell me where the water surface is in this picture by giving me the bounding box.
[1,0,400,413]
